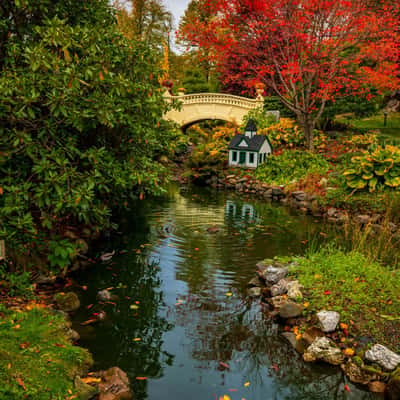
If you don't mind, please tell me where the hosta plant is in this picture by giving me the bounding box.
[344,145,400,192]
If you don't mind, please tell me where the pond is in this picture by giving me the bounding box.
[72,185,378,400]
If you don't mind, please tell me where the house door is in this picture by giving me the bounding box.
[239,152,246,165]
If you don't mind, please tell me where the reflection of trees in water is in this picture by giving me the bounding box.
[173,294,374,400]
[75,208,174,400]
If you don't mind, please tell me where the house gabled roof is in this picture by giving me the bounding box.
[228,134,270,152]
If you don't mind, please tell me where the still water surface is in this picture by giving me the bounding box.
[73,185,378,400]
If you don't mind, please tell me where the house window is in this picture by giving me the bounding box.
[259,153,263,164]
[239,152,246,164]
[249,153,254,164]
[232,151,237,162]
[264,153,267,162]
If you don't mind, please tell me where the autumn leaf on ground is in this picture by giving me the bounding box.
[16,377,26,391]
[81,377,102,384]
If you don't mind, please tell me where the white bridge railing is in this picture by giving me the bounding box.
[166,92,264,110]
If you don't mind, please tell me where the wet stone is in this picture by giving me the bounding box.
[247,287,262,298]
[279,301,303,319]
[270,279,289,297]
[258,264,289,285]
[248,276,264,288]
[303,336,345,365]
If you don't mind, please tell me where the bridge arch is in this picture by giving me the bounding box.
[163,92,265,128]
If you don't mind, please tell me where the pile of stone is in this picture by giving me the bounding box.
[248,259,400,398]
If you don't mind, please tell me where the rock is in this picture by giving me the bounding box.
[341,360,379,385]
[368,381,386,393]
[270,279,289,297]
[96,367,133,400]
[270,295,288,309]
[97,289,113,302]
[279,301,303,319]
[327,208,337,218]
[54,292,80,312]
[287,280,303,299]
[66,328,80,342]
[247,287,261,297]
[272,187,284,196]
[303,337,345,365]
[317,310,340,333]
[258,264,289,285]
[292,191,307,201]
[302,327,325,345]
[282,332,297,348]
[207,226,220,234]
[74,376,98,400]
[355,214,371,225]
[34,274,57,285]
[387,374,400,400]
[248,276,264,288]
[365,344,400,371]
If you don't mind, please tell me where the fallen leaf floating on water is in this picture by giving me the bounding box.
[219,396,231,400]
[133,338,141,342]
[225,292,233,297]
[80,319,97,326]
[136,377,147,380]
[130,304,139,310]
[81,377,101,384]
[244,382,250,387]
[219,362,230,369]
[344,384,351,392]
[100,251,115,262]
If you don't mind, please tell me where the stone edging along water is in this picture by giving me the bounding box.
[248,259,400,397]
[204,172,400,236]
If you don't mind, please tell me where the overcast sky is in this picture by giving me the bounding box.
[164,0,190,29]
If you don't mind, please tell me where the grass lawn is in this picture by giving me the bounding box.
[0,304,93,399]
[288,247,400,353]
[336,112,400,141]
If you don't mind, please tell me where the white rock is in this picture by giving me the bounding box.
[303,336,345,365]
[287,280,303,299]
[365,344,400,371]
[270,279,289,297]
[317,310,340,332]
[260,265,288,285]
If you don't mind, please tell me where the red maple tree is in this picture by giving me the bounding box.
[180,0,400,149]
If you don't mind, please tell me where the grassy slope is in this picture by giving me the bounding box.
[337,112,400,140]
[288,247,400,352]
[0,304,92,400]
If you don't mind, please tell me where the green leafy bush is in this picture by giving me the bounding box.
[256,150,331,186]
[344,145,400,191]
[0,1,176,271]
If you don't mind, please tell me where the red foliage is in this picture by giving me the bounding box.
[180,0,400,148]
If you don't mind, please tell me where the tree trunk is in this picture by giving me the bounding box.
[297,114,315,151]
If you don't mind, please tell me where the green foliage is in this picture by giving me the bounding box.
[290,246,400,351]
[263,96,296,118]
[241,107,277,132]
[0,305,93,399]
[256,150,331,186]
[47,240,76,270]
[0,263,33,297]
[0,3,177,269]
[343,145,400,192]
[181,68,214,94]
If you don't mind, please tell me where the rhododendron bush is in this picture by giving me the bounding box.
[180,0,400,150]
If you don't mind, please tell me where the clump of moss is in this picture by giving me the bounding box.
[0,304,92,399]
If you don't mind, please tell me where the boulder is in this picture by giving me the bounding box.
[247,287,261,298]
[248,276,264,288]
[287,281,303,300]
[270,279,289,297]
[365,344,400,371]
[368,381,386,393]
[97,289,113,302]
[355,214,371,225]
[302,327,325,345]
[54,292,80,312]
[279,301,303,319]
[96,367,133,400]
[270,295,288,309]
[341,360,380,385]
[317,310,340,333]
[272,187,284,197]
[257,264,289,285]
[292,191,307,202]
[303,336,345,365]
[387,374,400,400]
[74,376,98,400]
[281,332,306,353]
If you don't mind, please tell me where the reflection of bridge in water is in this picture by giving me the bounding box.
[164,91,279,128]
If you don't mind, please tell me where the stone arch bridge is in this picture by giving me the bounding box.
[163,92,272,129]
